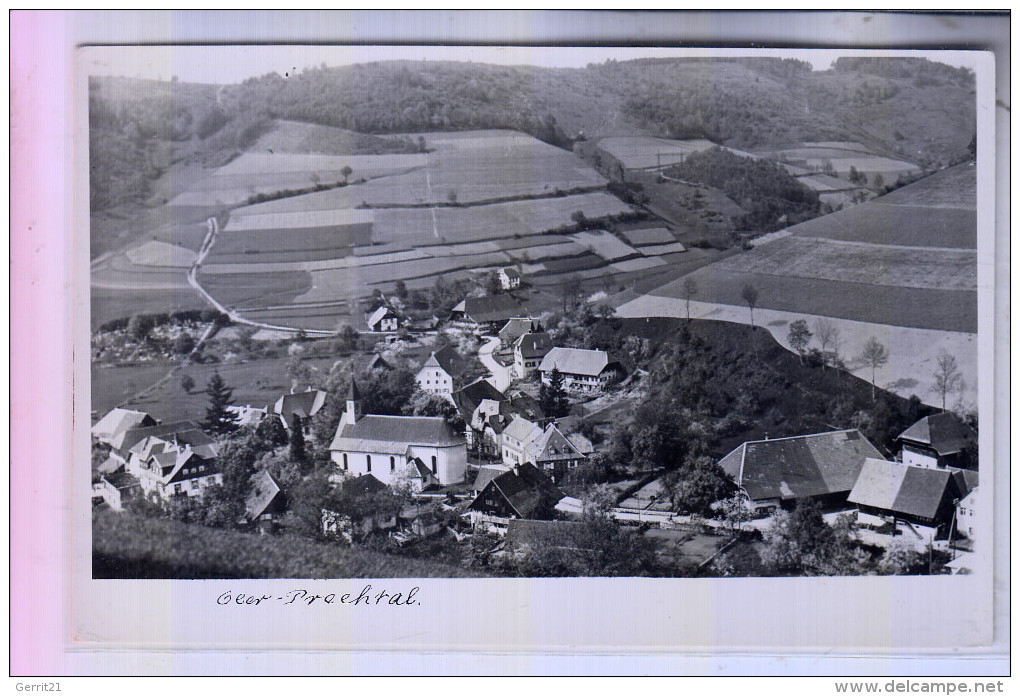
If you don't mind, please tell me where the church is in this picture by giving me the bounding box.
[328,381,467,487]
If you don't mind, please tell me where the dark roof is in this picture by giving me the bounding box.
[531,425,585,463]
[103,470,140,490]
[514,332,553,359]
[273,389,327,420]
[952,469,979,498]
[718,429,883,503]
[508,391,545,421]
[330,414,464,452]
[367,354,392,371]
[114,420,206,454]
[245,471,282,520]
[347,379,361,401]
[505,519,584,551]
[897,413,977,457]
[453,378,506,419]
[424,345,470,378]
[501,267,521,279]
[347,473,389,497]
[474,463,565,519]
[366,305,398,329]
[454,294,524,324]
[849,458,959,520]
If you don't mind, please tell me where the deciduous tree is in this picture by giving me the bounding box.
[859,336,889,400]
[787,319,812,364]
[932,350,963,411]
[741,283,759,326]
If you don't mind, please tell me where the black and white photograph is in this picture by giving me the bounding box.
[85,43,988,584]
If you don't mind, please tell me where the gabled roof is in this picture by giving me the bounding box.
[330,414,464,452]
[507,391,545,421]
[514,332,553,359]
[849,458,959,520]
[499,317,541,344]
[500,267,521,279]
[719,429,883,503]
[453,377,506,419]
[530,424,585,463]
[102,470,140,491]
[245,470,282,520]
[91,408,158,443]
[421,345,469,379]
[503,416,542,445]
[471,466,509,494]
[123,422,216,459]
[566,432,596,456]
[273,389,327,421]
[366,305,398,329]
[951,469,979,499]
[111,419,204,454]
[451,294,524,324]
[538,347,614,377]
[897,413,977,457]
[473,463,565,519]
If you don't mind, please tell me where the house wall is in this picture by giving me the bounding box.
[332,444,466,486]
[540,368,617,393]
[902,443,940,469]
[138,471,222,500]
[416,366,453,395]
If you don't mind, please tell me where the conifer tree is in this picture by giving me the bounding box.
[203,371,239,436]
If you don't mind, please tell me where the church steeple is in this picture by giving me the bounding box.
[344,379,361,424]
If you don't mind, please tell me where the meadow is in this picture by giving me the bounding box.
[595,136,756,170]
[787,203,976,249]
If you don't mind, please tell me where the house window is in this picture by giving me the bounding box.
[174,484,182,494]
[199,464,205,472]
[191,479,199,491]
[390,456,395,472]
[431,456,437,475]
[367,455,372,472]
[343,453,348,470]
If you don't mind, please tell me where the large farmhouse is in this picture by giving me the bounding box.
[848,458,964,542]
[450,294,525,332]
[329,382,467,486]
[366,305,401,332]
[468,463,565,520]
[718,429,883,513]
[538,347,622,393]
[513,332,553,379]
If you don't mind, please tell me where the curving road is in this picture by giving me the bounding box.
[478,336,512,393]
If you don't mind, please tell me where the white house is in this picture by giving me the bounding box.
[498,267,522,290]
[513,331,553,379]
[132,442,223,500]
[366,305,401,332]
[415,345,465,397]
[500,416,543,467]
[538,347,623,393]
[329,381,467,486]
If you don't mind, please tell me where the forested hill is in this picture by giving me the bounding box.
[215,57,975,166]
[89,56,976,210]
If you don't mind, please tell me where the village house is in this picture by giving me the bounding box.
[897,412,978,470]
[131,439,223,501]
[513,331,553,379]
[329,381,467,486]
[415,345,469,397]
[321,474,395,542]
[227,404,268,428]
[91,407,158,446]
[528,423,587,482]
[498,317,542,348]
[500,416,544,467]
[118,421,215,477]
[848,458,965,543]
[538,347,622,393]
[366,305,401,332]
[955,475,980,540]
[498,266,522,291]
[93,470,142,511]
[270,389,327,430]
[718,429,884,514]
[453,378,510,456]
[449,294,525,333]
[243,470,286,534]
[468,462,565,521]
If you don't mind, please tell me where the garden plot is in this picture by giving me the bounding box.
[621,227,676,246]
[570,231,640,262]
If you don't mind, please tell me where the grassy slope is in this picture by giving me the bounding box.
[93,509,485,579]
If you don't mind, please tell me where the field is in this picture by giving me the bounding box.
[788,203,976,248]
[711,237,977,292]
[91,354,340,421]
[93,510,485,579]
[763,141,922,184]
[595,136,756,170]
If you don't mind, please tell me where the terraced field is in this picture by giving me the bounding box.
[763,141,922,184]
